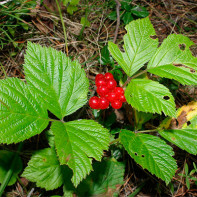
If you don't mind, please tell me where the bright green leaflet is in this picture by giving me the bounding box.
[24,42,89,119]
[148,34,197,70]
[147,34,197,84]
[159,129,197,155]
[108,17,158,77]
[22,148,74,192]
[188,116,197,129]
[51,120,110,187]
[76,158,125,196]
[125,79,176,117]
[148,65,197,85]
[0,78,49,144]
[120,130,177,184]
[0,150,22,186]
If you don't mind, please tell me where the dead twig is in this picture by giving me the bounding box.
[113,0,121,43]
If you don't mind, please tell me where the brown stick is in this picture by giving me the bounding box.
[113,0,121,43]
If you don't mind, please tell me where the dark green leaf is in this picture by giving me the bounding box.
[0,150,23,186]
[130,6,149,18]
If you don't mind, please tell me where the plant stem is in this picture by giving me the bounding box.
[0,142,23,197]
[0,62,7,78]
[128,180,147,197]
[135,129,159,133]
[122,69,147,88]
[55,0,68,55]
[110,138,120,145]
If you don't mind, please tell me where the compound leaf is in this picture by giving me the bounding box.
[51,120,110,187]
[0,150,23,186]
[108,17,158,77]
[0,78,49,144]
[120,130,177,184]
[159,129,197,155]
[76,158,125,196]
[125,79,176,117]
[24,42,89,119]
[148,34,197,84]
[22,148,74,191]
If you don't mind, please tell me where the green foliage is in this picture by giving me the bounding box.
[22,148,73,191]
[0,78,49,144]
[159,129,197,155]
[148,34,197,85]
[120,130,177,184]
[178,163,197,190]
[108,17,159,77]
[125,79,176,117]
[0,0,36,48]
[51,120,109,186]
[0,150,23,186]
[0,42,109,189]
[108,0,149,25]
[76,158,125,196]
[24,42,89,119]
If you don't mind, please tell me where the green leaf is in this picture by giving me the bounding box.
[107,11,117,21]
[125,79,176,117]
[51,120,110,187]
[99,45,114,65]
[130,6,149,18]
[0,150,23,186]
[76,158,125,196]
[147,34,197,70]
[24,42,89,119]
[148,64,197,85]
[67,5,78,15]
[159,129,197,155]
[120,130,177,184]
[108,17,158,77]
[0,78,49,144]
[80,17,90,27]
[122,12,134,25]
[22,148,74,191]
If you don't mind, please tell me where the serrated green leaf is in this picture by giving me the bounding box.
[0,150,22,186]
[148,34,197,70]
[76,158,125,196]
[24,42,89,119]
[159,129,197,155]
[22,148,74,191]
[148,64,197,85]
[125,79,176,117]
[120,130,177,184]
[51,120,110,187]
[108,17,158,77]
[0,78,49,144]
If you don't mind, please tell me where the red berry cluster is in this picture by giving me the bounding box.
[89,73,126,110]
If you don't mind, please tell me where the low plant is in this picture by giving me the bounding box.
[108,0,149,25]
[0,0,36,48]
[0,17,196,196]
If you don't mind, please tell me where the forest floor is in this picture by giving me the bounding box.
[0,0,197,196]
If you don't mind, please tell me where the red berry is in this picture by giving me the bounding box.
[106,91,117,102]
[97,86,109,97]
[111,100,122,109]
[117,94,126,102]
[105,72,114,80]
[114,87,124,95]
[89,96,100,109]
[96,78,107,86]
[106,79,117,90]
[99,97,109,109]
[95,74,104,81]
